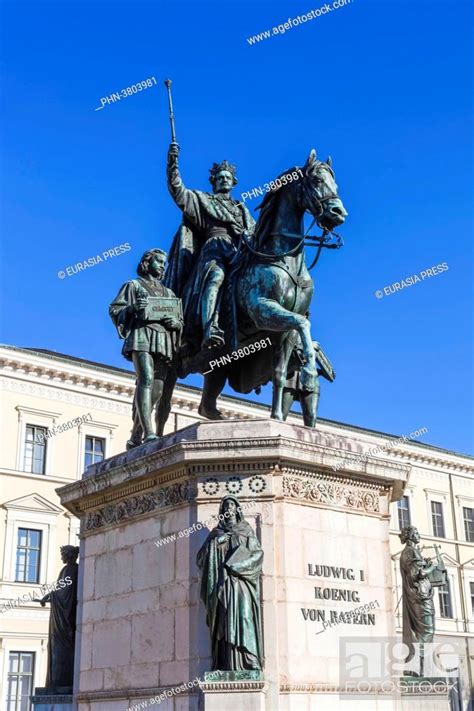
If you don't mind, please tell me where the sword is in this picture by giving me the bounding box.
[164,79,176,143]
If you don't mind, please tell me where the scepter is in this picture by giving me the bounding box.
[164,79,177,143]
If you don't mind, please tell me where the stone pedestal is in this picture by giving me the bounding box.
[400,677,454,710]
[31,688,73,711]
[57,418,449,710]
[200,678,270,711]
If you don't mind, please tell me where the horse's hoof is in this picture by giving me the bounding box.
[198,404,225,421]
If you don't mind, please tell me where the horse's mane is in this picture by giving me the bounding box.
[253,166,302,250]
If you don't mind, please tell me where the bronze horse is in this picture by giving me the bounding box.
[199,148,347,426]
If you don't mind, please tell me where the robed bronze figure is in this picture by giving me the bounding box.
[39,545,79,689]
[197,496,264,671]
[399,525,446,676]
[109,248,183,447]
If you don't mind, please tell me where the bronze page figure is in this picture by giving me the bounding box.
[109,248,183,445]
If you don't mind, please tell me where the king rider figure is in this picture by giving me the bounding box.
[166,142,255,350]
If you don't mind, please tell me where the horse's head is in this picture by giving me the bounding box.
[301,149,347,231]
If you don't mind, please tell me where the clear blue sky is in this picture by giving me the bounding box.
[1,0,472,454]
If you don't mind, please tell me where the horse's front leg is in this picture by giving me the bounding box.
[249,297,318,407]
[297,318,318,392]
[271,335,294,421]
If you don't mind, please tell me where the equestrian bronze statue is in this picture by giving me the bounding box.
[164,81,347,428]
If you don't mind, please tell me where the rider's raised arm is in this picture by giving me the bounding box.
[167,143,205,230]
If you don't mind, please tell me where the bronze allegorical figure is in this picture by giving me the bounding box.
[197,496,264,672]
[36,545,79,689]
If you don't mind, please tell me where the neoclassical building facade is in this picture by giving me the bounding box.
[0,343,473,709]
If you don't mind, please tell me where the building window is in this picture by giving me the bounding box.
[470,582,474,616]
[84,436,105,467]
[438,579,453,618]
[431,501,446,538]
[397,496,411,530]
[15,528,42,583]
[463,507,474,543]
[6,651,35,711]
[23,425,47,474]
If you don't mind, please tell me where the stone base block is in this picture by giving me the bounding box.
[31,688,73,711]
[200,679,269,711]
[400,677,453,710]
[278,691,452,711]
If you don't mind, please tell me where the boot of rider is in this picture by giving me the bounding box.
[201,282,225,349]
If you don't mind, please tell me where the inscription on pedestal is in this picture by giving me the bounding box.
[301,563,379,630]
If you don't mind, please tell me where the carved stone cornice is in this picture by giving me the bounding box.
[76,687,199,703]
[200,680,269,692]
[279,681,450,694]
[57,421,409,529]
[84,480,190,532]
[282,471,384,514]
[0,375,133,415]
[385,447,474,474]
[60,425,409,497]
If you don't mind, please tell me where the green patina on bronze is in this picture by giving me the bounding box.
[109,249,183,446]
[399,525,447,676]
[197,496,264,672]
[164,116,347,428]
[108,83,349,436]
[35,545,79,690]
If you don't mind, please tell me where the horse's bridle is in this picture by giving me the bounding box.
[240,166,343,270]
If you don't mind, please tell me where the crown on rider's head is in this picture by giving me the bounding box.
[209,160,238,187]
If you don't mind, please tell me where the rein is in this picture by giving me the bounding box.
[240,183,343,271]
[240,222,342,271]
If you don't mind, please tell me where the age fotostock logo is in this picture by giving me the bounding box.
[339,637,460,699]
